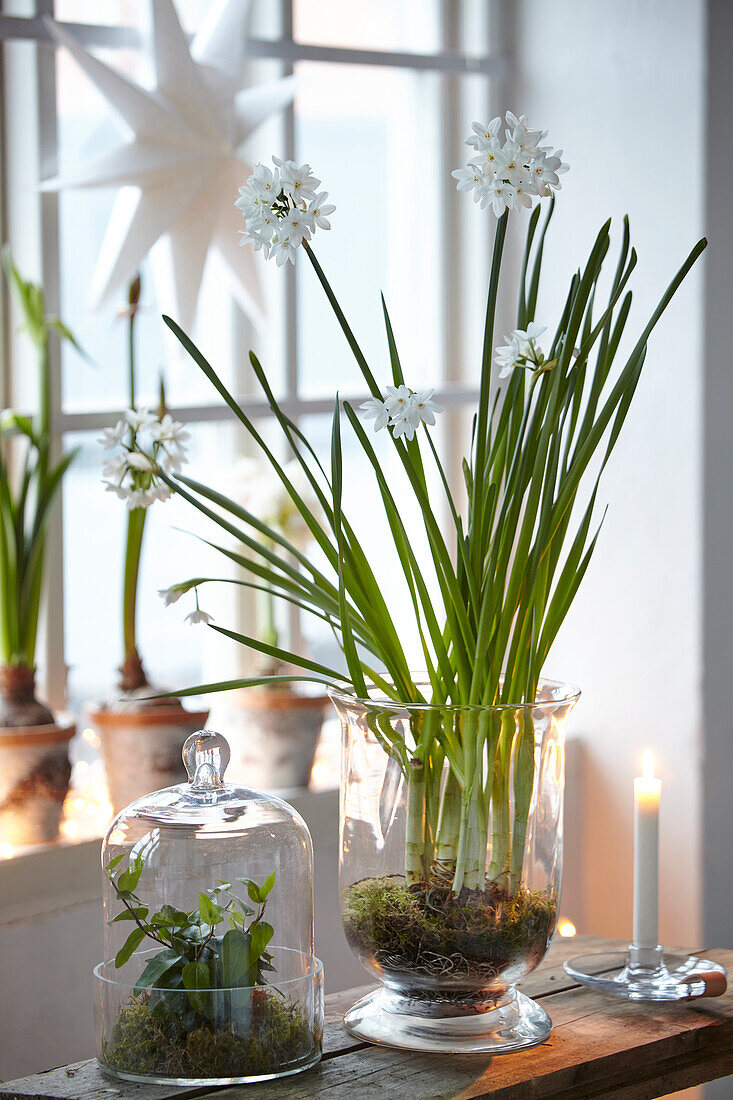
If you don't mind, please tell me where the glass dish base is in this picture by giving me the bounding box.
[344,985,552,1054]
[97,1050,321,1087]
[564,944,728,1003]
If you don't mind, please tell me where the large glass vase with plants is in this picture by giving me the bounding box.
[87,274,208,812]
[129,114,705,1051]
[0,251,83,844]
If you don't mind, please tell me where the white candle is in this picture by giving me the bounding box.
[633,749,661,949]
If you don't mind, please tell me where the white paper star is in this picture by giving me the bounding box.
[42,0,297,329]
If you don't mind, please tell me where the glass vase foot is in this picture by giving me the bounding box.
[564,945,728,1003]
[343,984,552,1054]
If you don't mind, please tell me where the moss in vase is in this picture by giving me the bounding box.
[103,989,316,1079]
[342,874,557,983]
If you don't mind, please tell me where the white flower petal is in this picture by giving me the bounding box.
[185,608,214,626]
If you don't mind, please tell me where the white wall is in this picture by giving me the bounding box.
[512,0,706,948]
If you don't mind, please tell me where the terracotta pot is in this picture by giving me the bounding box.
[87,704,209,812]
[0,715,75,845]
[227,689,327,789]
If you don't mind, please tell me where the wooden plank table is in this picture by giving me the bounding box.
[2,935,732,1099]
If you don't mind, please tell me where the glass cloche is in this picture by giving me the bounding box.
[94,729,324,1085]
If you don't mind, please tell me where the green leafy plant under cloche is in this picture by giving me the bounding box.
[102,853,314,1079]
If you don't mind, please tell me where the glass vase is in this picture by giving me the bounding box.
[332,679,579,1053]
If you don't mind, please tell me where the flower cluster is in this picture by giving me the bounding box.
[360,386,442,442]
[453,111,568,216]
[235,158,335,266]
[494,322,548,379]
[100,409,189,509]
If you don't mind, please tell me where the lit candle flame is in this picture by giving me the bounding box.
[558,918,576,938]
[642,749,655,780]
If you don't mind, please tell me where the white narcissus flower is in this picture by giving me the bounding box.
[516,322,548,351]
[126,451,154,471]
[409,390,442,428]
[125,408,157,433]
[282,207,314,245]
[126,488,156,509]
[102,454,129,480]
[481,178,517,217]
[505,112,546,159]
[186,608,214,626]
[360,397,391,431]
[159,585,185,606]
[451,164,484,199]
[384,385,413,418]
[104,480,131,500]
[161,450,187,474]
[466,117,502,152]
[513,175,536,210]
[454,110,569,217]
[99,419,127,449]
[496,141,523,186]
[310,192,336,230]
[391,414,416,441]
[275,158,321,202]
[530,149,569,195]
[151,413,189,450]
[266,225,299,267]
[495,323,549,378]
[495,334,523,378]
[248,162,280,199]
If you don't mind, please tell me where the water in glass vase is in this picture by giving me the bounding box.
[332,679,578,1053]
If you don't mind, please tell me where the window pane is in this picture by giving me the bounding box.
[52,0,142,28]
[295,63,445,396]
[294,0,441,54]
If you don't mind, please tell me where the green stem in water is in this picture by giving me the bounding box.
[405,758,426,881]
[451,795,471,894]
[509,708,536,894]
[435,768,461,871]
[488,709,516,885]
[423,741,444,873]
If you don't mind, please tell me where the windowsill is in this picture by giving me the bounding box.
[0,834,102,924]
[0,785,338,925]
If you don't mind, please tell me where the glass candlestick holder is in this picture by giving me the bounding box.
[564,942,727,1003]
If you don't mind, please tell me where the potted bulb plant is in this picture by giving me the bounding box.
[125,115,704,1051]
[86,275,207,812]
[0,251,82,845]
[160,457,327,790]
